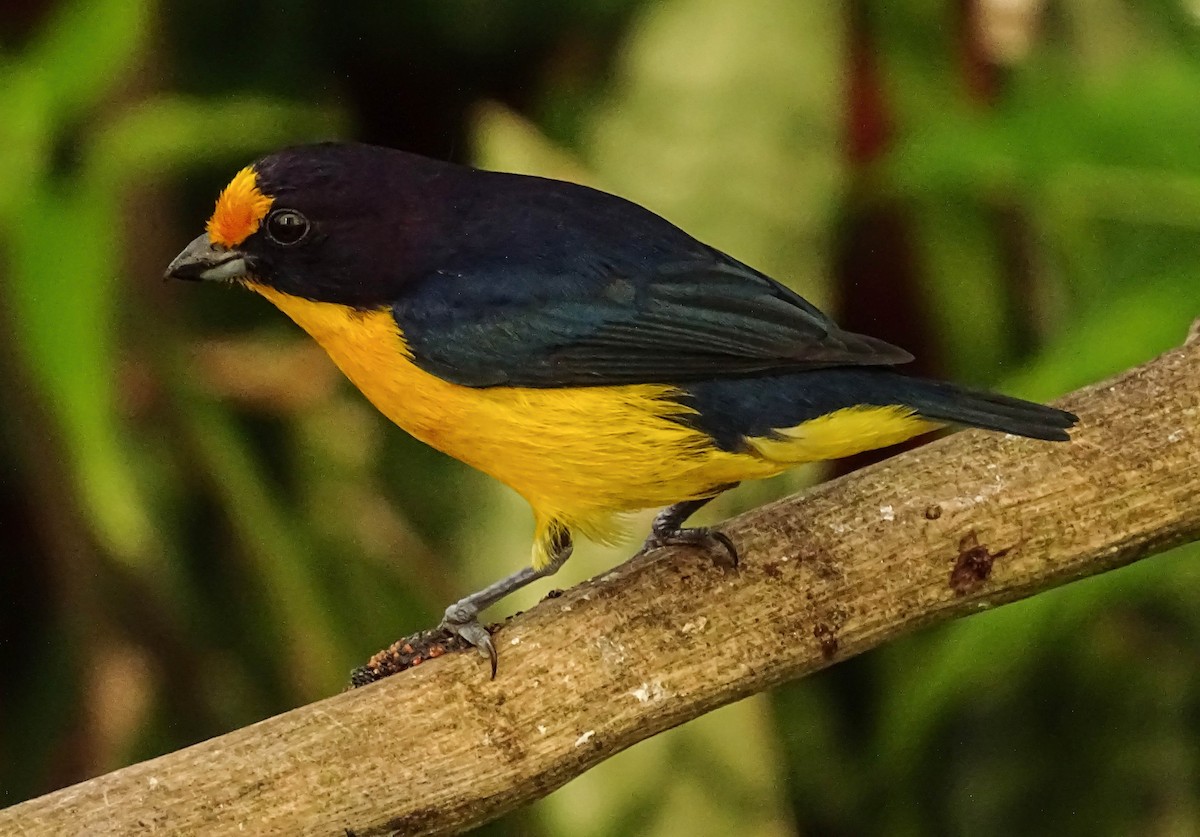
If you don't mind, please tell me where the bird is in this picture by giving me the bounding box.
[166,141,1077,672]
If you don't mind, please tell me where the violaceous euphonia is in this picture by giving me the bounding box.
[166,142,1076,670]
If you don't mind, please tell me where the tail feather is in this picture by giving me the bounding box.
[903,378,1077,442]
[680,368,1077,451]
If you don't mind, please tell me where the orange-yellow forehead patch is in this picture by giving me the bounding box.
[206,166,274,248]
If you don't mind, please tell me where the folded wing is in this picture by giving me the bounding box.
[392,256,913,388]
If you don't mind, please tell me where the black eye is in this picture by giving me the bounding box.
[265,209,310,246]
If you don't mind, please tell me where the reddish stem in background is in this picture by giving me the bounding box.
[834,1,939,474]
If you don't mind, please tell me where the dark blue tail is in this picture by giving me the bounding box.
[891,376,1076,441]
[680,368,1077,450]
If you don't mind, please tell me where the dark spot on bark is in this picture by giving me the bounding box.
[949,531,1009,596]
[811,557,842,582]
[925,504,942,520]
[546,589,564,599]
[385,807,440,833]
[762,562,782,579]
[813,623,839,660]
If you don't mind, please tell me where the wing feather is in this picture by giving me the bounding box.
[393,257,912,388]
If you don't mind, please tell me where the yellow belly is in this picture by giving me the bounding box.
[247,285,934,564]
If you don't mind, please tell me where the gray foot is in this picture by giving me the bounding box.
[643,525,739,568]
[440,601,497,677]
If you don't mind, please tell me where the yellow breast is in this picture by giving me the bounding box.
[246,285,781,558]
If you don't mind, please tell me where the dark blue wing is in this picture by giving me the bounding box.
[392,255,913,388]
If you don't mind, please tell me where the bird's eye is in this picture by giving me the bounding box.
[264,209,310,246]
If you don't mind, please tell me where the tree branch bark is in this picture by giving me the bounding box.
[5,330,1200,836]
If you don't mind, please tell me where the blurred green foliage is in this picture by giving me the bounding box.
[1,1,1199,834]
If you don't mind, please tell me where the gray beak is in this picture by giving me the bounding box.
[164,234,250,282]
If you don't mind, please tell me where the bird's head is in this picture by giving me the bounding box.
[165,143,448,307]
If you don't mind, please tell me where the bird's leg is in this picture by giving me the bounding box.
[642,482,740,567]
[441,529,573,676]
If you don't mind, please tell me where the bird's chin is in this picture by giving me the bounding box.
[198,257,251,284]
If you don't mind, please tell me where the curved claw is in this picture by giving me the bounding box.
[644,526,739,569]
[440,603,498,678]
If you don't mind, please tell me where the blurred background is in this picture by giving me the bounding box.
[2,0,1200,833]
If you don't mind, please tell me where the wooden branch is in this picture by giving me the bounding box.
[6,330,1200,837]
